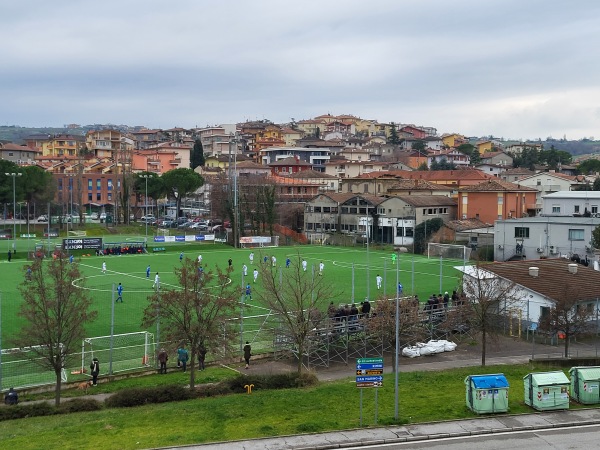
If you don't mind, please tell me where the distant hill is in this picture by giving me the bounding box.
[0,126,85,144]
[544,138,600,157]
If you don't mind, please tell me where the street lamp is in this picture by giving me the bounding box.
[140,174,155,238]
[5,172,22,253]
[65,174,75,232]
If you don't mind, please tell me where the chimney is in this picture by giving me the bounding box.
[568,263,578,274]
[528,267,539,277]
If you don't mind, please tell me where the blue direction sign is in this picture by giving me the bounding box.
[357,358,383,364]
[356,376,383,383]
[356,363,383,369]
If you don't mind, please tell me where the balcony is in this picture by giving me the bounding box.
[169,158,182,165]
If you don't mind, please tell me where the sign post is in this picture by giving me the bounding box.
[356,357,384,425]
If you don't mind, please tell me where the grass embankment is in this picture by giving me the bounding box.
[0,362,588,450]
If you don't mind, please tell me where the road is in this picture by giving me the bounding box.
[344,424,600,449]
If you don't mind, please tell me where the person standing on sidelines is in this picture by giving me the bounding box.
[319,261,324,276]
[102,261,107,274]
[157,348,168,374]
[242,264,248,277]
[243,341,252,369]
[69,254,74,264]
[177,344,189,372]
[197,344,207,371]
[286,257,291,269]
[228,258,233,269]
[249,252,254,265]
[153,272,160,290]
[253,268,259,283]
[116,282,123,302]
[90,357,100,386]
[302,259,307,272]
[376,274,382,289]
[146,264,151,279]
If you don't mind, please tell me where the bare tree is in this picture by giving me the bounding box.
[460,263,524,366]
[142,258,238,389]
[255,253,335,373]
[538,285,595,358]
[362,296,425,350]
[15,255,98,406]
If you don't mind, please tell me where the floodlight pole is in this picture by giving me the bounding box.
[5,172,22,252]
[141,174,154,238]
[394,250,400,420]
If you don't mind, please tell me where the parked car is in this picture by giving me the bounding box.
[99,212,107,220]
[141,214,155,221]
[90,212,99,220]
[37,215,48,222]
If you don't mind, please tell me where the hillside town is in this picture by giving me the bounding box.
[1,114,599,263]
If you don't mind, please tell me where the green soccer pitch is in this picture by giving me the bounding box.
[0,242,465,343]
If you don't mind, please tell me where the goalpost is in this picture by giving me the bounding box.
[239,236,279,248]
[427,243,471,261]
[0,345,68,390]
[81,332,155,375]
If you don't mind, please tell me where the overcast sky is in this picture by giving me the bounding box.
[1,0,599,140]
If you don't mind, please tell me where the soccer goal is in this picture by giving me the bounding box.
[427,243,471,261]
[0,345,68,391]
[81,332,155,375]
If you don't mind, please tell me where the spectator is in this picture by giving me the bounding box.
[4,387,18,405]
[90,357,100,386]
[327,301,337,319]
[443,291,450,309]
[362,299,371,317]
[243,341,252,369]
[198,344,207,371]
[157,348,168,374]
[177,344,189,372]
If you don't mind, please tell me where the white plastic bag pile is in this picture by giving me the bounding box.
[402,339,457,358]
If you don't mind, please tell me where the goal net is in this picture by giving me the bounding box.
[0,345,68,390]
[427,243,471,261]
[81,332,155,375]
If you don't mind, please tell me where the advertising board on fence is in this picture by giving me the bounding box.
[239,236,272,244]
[63,238,103,250]
[154,234,215,243]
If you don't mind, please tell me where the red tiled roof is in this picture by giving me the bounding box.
[388,179,449,190]
[395,195,457,207]
[459,179,537,192]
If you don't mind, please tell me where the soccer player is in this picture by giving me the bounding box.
[242,264,248,277]
[249,252,254,265]
[116,282,123,303]
[398,282,403,295]
[271,255,276,267]
[253,268,259,283]
[26,266,32,282]
[102,261,107,274]
[245,284,252,301]
[228,258,233,268]
[286,257,291,268]
[376,274,382,289]
[146,265,151,279]
[319,261,324,275]
[302,259,307,272]
[69,254,74,264]
[180,251,184,262]
[198,254,202,264]
[153,272,160,290]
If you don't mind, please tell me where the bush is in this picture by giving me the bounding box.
[106,385,191,408]
[0,402,56,421]
[195,383,231,398]
[225,372,318,393]
[58,398,103,414]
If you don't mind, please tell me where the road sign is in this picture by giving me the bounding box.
[356,363,383,369]
[357,357,383,364]
[357,381,383,388]
[356,369,383,375]
[356,376,383,383]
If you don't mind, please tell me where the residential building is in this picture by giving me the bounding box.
[324,160,388,178]
[499,167,536,183]
[0,143,39,164]
[540,191,600,217]
[269,156,312,176]
[427,148,470,168]
[441,133,467,148]
[458,179,538,223]
[196,124,237,156]
[479,151,513,167]
[86,129,132,159]
[505,142,543,156]
[435,218,494,249]
[260,146,332,171]
[40,134,86,158]
[289,169,338,192]
[459,259,600,324]
[517,172,588,211]
[279,127,304,147]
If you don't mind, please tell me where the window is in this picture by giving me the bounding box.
[568,229,584,241]
[323,207,331,213]
[88,179,92,191]
[377,207,385,215]
[363,184,369,193]
[88,193,92,201]
[359,207,367,214]
[96,179,101,191]
[536,179,541,186]
[574,205,580,213]
[341,207,349,214]
[96,193,101,201]
[514,227,530,238]
[314,206,321,213]
[593,206,598,214]
[405,227,414,237]
[552,205,560,213]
